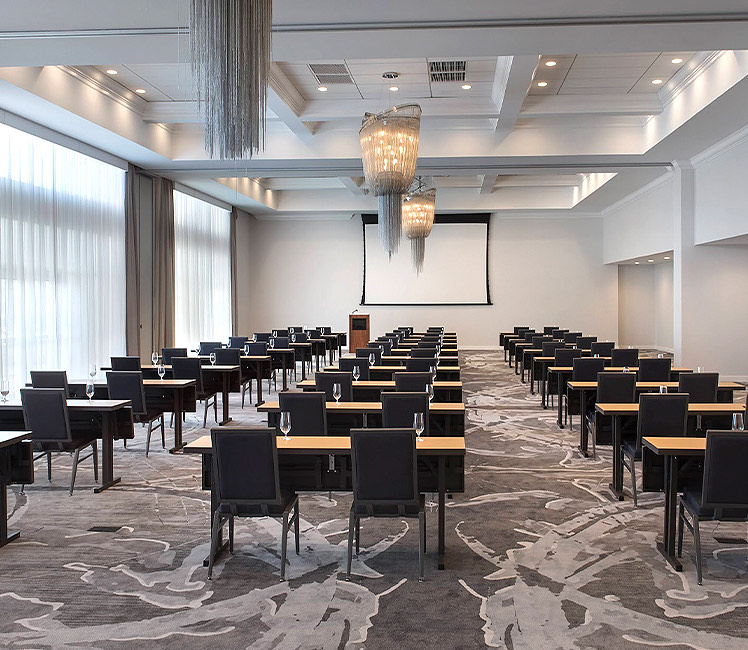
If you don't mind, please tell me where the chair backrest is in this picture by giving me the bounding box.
[514,326,530,334]
[307,329,322,339]
[106,371,147,415]
[319,327,332,335]
[198,341,223,355]
[214,348,241,365]
[542,341,564,356]
[315,372,353,401]
[171,357,203,392]
[590,342,615,357]
[288,326,304,335]
[637,357,672,382]
[291,332,308,343]
[532,335,551,348]
[20,388,72,443]
[271,336,290,349]
[543,326,558,335]
[273,329,289,337]
[551,328,568,339]
[339,357,370,380]
[406,358,437,372]
[611,348,639,367]
[356,347,382,365]
[350,428,419,508]
[596,372,637,403]
[576,336,597,350]
[571,357,606,381]
[372,340,392,355]
[382,392,430,436]
[554,348,582,366]
[523,331,537,343]
[228,336,248,349]
[563,332,582,344]
[29,370,70,398]
[394,372,433,393]
[410,347,437,358]
[110,356,141,371]
[254,332,271,342]
[161,347,188,365]
[247,342,268,356]
[702,431,748,509]
[636,393,689,449]
[678,372,719,403]
[278,391,327,435]
[211,428,282,508]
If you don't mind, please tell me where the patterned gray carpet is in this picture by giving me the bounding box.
[2,352,748,649]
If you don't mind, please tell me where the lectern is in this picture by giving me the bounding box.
[349,313,370,353]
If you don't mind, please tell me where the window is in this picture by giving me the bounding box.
[173,190,232,348]
[0,122,126,396]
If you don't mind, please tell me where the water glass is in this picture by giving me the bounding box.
[291,334,297,344]
[593,353,599,358]
[623,366,630,373]
[280,411,292,441]
[289,327,294,334]
[426,383,434,403]
[732,413,745,431]
[414,412,425,442]
[369,353,376,366]
[157,363,166,380]
[253,333,257,342]
[85,381,95,402]
[270,338,275,349]
[151,352,159,365]
[430,365,437,382]
[352,365,361,382]
[333,382,342,404]
[210,352,216,366]
[697,366,704,373]
[244,343,250,356]
[659,385,667,393]
[1,380,10,402]
[657,353,664,359]
[273,330,278,337]
[88,364,97,379]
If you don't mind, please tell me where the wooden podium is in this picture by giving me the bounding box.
[349,313,370,353]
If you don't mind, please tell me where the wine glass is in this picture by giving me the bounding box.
[244,343,250,356]
[430,365,437,383]
[697,366,704,374]
[593,353,600,358]
[85,380,95,402]
[1,380,10,403]
[270,338,275,349]
[352,365,361,382]
[414,412,425,442]
[88,364,97,379]
[426,383,434,403]
[272,330,278,337]
[659,385,667,393]
[280,411,291,441]
[210,352,216,366]
[368,352,376,367]
[333,382,342,405]
[657,353,664,359]
[289,327,294,334]
[151,351,159,366]
[252,333,257,342]
[291,333,297,344]
[623,366,630,373]
[732,413,744,431]
[157,363,166,381]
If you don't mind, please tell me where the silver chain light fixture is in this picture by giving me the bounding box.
[190,0,272,159]
[402,184,436,274]
[360,102,422,257]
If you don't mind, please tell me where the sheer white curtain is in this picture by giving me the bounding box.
[173,190,232,348]
[0,122,126,397]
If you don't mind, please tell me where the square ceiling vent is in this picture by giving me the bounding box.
[429,60,467,82]
[309,63,354,85]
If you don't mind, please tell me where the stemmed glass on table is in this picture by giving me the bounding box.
[210,352,216,366]
[152,351,159,366]
[85,380,95,402]
[369,352,376,367]
[352,365,361,383]
[280,411,292,441]
[333,382,342,405]
[414,412,425,442]
[426,383,434,404]
[1,379,10,402]
[157,363,166,381]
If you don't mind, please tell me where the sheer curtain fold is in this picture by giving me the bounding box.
[125,164,141,355]
[230,207,238,336]
[153,177,175,352]
[0,122,126,397]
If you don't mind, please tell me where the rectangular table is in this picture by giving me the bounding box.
[324,365,460,381]
[0,431,33,548]
[296,379,463,403]
[389,348,459,357]
[595,402,745,501]
[0,400,134,493]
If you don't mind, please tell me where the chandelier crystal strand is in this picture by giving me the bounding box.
[190,0,272,159]
[402,188,436,274]
[360,104,422,256]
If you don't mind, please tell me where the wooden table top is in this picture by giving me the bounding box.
[241,355,272,361]
[295,379,462,389]
[568,380,744,390]
[70,378,196,388]
[0,431,32,448]
[0,399,132,411]
[549,366,691,373]
[258,400,465,414]
[141,364,240,372]
[325,365,460,373]
[642,436,707,456]
[596,402,745,415]
[184,434,466,455]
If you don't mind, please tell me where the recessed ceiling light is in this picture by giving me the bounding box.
[461,84,472,90]
[106,69,118,75]
[634,261,640,265]
[664,256,671,260]
[317,86,328,92]
[545,61,557,67]
[671,58,683,64]
[135,88,146,94]
[647,259,654,263]
[651,79,663,85]
[537,81,548,87]
[389,86,399,92]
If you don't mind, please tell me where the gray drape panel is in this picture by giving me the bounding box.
[124,165,141,355]
[153,177,175,351]
[230,207,239,336]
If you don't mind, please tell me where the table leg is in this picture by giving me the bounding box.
[219,373,232,425]
[315,348,320,372]
[255,360,265,406]
[557,372,564,428]
[300,349,308,381]
[94,413,121,493]
[541,366,547,408]
[609,415,624,500]
[169,388,184,453]
[282,356,288,391]
[530,360,535,395]
[657,454,683,571]
[438,455,446,570]
[0,481,20,547]
[578,389,590,457]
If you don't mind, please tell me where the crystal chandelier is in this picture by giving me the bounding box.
[360,104,422,256]
[402,186,436,274]
[190,0,272,159]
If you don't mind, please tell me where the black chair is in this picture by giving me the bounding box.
[575,336,597,350]
[171,357,217,427]
[531,335,551,349]
[406,358,437,373]
[106,371,165,456]
[254,332,271,342]
[622,393,689,505]
[273,329,290,337]
[278,392,327,436]
[161,347,188,366]
[339,357,370,380]
[199,341,223,355]
[677,431,748,585]
[410,348,438,358]
[565,358,606,429]
[590,342,615,357]
[548,349,582,408]
[29,370,70,398]
[541,341,564,356]
[207,428,299,581]
[307,329,322,339]
[110,356,141,371]
[315,372,353,402]
[382,392,430,437]
[20,388,98,495]
[319,327,332,335]
[291,332,308,343]
[563,332,582,344]
[394,372,433,394]
[214,347,241,366]
[678,372,728,433]
[356,347,382,365]
[228,336,248,349]
[588,372,637,455]
[373,340,392,355]
[638,357,672,382]
[543,326,558,335]
[288,326,304,335]
[611,348,639,367]
[551,328,568,339]
[346,428,425,581]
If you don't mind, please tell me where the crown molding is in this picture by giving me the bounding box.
[59,65,146,115]
[690,121,748,169]
[269,63,306,118]
[657,51,725,109]
[601,171,673,216]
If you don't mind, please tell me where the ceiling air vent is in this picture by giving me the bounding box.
[309,63,354,85]
[429,60,467,83]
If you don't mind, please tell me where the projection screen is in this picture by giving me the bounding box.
[361,213,491,306]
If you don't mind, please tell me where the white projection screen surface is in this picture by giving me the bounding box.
[362,214,491,306]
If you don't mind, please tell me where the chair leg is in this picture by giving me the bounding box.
[203,399,209,428]
[346,509,355,581]
[47,452,52,481]
[228,515,234,554]
[677,500,685,558]
[628,455,638,506]
[146,421,153,457]
[214,395,218,423]
[280,512,289,581]
[207,511,223,580]
[693,514,703,585]
[92,440,98,482]
[69,448,80,496]
[355,517,360,556]
[160,415,165,448]
[419,509,426,582]
[294,500,300,555]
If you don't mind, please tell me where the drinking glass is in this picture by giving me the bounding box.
[1,380,9,402]
[414,412,425,442]
[85,381,95,402]
[623,366,630,373]
[252,333,257,342]
[659,385,667,393]
[289,327,294,334]
[157,363,166,381]
[430,365,437,383]
[270,338,275,349]
[291,334,297,343]
[369,353,376,366]
[697,366,704,374]
[244,343,250,356]
[273,330,278,337]
[352,365,361,382]
[210,352,216,366]
[88,364,97,379]
[657,353,664,359]
[593,353,600,358]
[333,382,342,404]
[426,383,434,403]
[280,411,291,441]
[732,413,745,431]
[151,352,159,366]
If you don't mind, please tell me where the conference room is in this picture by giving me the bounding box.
[2,2,748,648]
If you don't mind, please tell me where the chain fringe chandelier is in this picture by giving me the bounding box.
[402,186,436,274]
[360,104,422,257]
[190,0,272,159]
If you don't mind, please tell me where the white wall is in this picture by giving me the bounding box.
[617,265,655,348]
[234,209,253,334]
[654,262,673,351]
[238,214,618,348]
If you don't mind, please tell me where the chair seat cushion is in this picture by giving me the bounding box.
[219,490,297,517]
[682,488,748,520]
[621,437,641,460]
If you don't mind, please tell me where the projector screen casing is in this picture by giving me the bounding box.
[361,213,492,306]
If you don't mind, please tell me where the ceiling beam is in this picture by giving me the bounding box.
[521,94,664,118]
[339,176,368,195]
[268,63,317,139]
[479,173,498,195]
[491,55,540,137]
